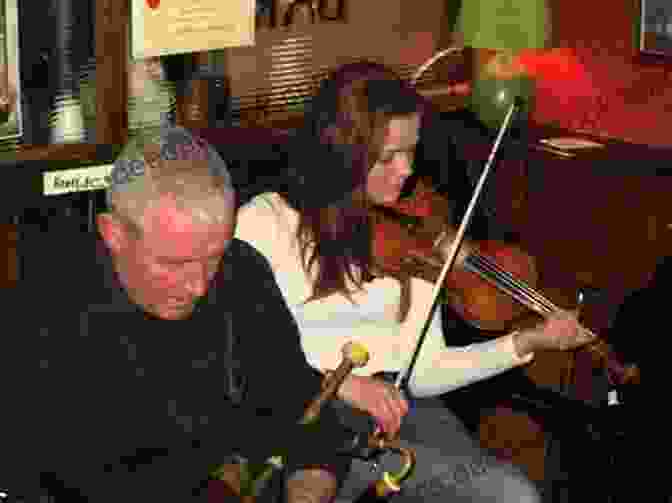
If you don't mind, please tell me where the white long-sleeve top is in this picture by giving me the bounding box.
[235,192,534,397]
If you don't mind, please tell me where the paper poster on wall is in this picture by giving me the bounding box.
[131,0,255,59]
[0,0,22,141]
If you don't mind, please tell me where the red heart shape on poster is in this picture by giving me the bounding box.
[146,0,160,9]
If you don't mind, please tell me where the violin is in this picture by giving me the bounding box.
[370,178,640,387]
[371,178,537,332]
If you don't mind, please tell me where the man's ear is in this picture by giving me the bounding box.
[97,213,127,254]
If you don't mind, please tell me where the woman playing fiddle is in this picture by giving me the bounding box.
[235,61,593,502]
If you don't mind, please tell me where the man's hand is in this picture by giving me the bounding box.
[514,309,595,357]
[286,468,337,503]
[336,375,409,437]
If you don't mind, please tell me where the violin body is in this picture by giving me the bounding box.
[443,241,537,332]
[371,178,640,386]
[370,180,538,332]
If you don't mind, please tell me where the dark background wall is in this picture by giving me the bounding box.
[533,0,672,147]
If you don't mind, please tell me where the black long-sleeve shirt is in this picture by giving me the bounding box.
[2,232,352,501]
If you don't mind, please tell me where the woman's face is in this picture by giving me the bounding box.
[366,114,420,205]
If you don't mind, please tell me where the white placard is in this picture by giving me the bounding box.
[131,0,255,59]
[43,165,114,196]
[540,137,605,150]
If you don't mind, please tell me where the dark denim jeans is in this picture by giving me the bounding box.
[335,397,540,503]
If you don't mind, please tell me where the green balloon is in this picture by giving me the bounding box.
[469,76,534,131]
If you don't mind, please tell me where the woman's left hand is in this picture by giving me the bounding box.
[513,309,594,356]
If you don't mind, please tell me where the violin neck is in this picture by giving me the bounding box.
[463,252,640,386]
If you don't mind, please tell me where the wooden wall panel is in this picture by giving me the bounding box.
[223,0,447,101]
[525,170,672,299]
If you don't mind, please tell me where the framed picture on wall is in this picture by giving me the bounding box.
[0,0,22,141]
[639,0,672,57]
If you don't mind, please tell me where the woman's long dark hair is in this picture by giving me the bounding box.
[281,61,429,304]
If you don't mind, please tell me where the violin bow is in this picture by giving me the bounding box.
[396,99,522,394]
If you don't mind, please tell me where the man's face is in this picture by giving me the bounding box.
[112,197,234,320]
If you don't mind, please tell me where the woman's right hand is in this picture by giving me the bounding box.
[336,375,409,438]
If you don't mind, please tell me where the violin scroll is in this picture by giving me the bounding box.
[584,338,641,387]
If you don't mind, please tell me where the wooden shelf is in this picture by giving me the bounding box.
[5,143,113,163]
